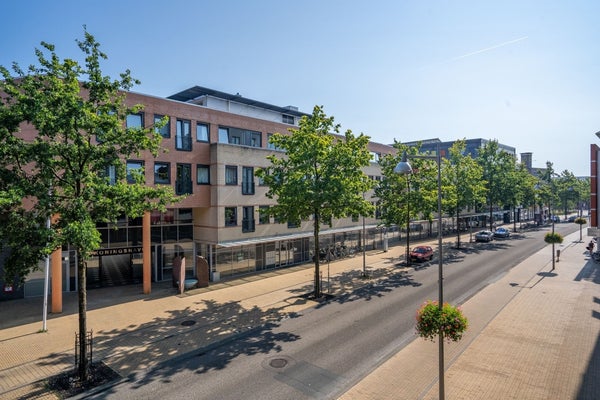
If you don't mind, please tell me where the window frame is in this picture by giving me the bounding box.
[225,207,237,227]
[154,162,171,184]
[126,112,144,129]
[176,119,192,151]
[196,122,210,142]
[196,164,210,185]
[225,165,238,185]
[242,166,255,195]
[126,160,145,184]
[154,114,170,138]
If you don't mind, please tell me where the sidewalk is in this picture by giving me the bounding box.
[0,230,598,399]
[339,231,599,399]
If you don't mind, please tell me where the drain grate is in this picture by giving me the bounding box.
[181,320,196,326]
[269,358,288,369]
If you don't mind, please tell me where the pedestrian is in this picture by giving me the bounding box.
[587,240,595,253]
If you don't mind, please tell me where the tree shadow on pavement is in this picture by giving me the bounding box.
[42,298,303,397]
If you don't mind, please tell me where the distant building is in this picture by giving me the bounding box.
[404,138,516,159]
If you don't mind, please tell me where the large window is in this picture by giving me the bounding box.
[218,126,261,147]
[154,114,170,138]
[196,122,209,142]
[126,113,144,129]
[176,163,192,195]
[126,160,144,184]
[225,166,238,185]
[154,162,170,184]
[176,119,192,151]
[197,164,210,184]
[242,206,255,232]
[225,207,237,227]
[242,166,255,195]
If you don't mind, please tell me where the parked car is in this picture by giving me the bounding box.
[550,215,560,223]
[567,215,577,222]
[475,230,494,242]
[493,227,510,239]
[409,245,434,262]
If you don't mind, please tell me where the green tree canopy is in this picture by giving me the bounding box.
[445,139,486,247]
[256,105,373,298]
[0,29,179,380]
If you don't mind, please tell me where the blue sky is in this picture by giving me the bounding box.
[2,0,599,176]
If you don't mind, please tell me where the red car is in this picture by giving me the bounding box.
[409,245,434,262]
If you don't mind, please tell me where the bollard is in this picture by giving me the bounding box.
[556,249,560,262]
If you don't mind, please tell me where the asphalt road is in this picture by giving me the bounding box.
[91,223,577,400]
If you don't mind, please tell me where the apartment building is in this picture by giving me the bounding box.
[6,86,395,299]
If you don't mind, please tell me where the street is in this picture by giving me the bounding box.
[88,223,578,400]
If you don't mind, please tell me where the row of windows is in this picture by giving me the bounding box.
[224,203,382,233]
[225,205,288,232]
[124,161,260,196]
[126,112,282,151]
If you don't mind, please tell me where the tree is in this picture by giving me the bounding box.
[256,106,373,298]
[544,232,564,271]
[445,140,486,247]
[536,162,559,222]
[0,30,178,381]
[477,140,515,230]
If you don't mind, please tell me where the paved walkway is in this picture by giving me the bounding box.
[0,229,598,399]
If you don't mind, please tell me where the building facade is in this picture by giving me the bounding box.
[3,86,395,300]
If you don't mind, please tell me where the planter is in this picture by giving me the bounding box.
[416,300,468,342]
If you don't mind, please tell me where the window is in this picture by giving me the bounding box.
[242,206,255,233]
[197,164,210,184]
[259,206,270,224]
[287,220,299,229]
[218,126,261,147]
[282,114,294,124]
[225,207,237,226]
[196,122,209,142]
[154,162,170,184]
[154,114,170,138]
[176,119,192,151]
[242,167,255,195]
[103,165,116,185]
[176,163,192,195]
[126,113,144,129]
[126,161,144,184]
[225,166,238,185]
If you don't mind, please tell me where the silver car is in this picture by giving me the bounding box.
[475,230,494,242]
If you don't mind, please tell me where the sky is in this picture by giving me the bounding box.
[1,0,599,177]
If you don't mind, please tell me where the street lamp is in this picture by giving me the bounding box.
[394,148,445,400]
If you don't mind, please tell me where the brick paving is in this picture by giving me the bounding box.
[0,229,598,399]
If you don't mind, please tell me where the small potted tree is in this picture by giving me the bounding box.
[574,217,587,242]
[544,232,564,271]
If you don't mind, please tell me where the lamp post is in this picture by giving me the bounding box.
[394,148,445,400]
[406,176,411,266]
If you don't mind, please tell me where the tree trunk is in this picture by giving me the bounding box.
[455,208,461,249]
[77,250,89,381]
[313,213,321,299]
[489,203,494,231]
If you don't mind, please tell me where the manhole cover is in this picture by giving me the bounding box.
[181,320,196,326]
[269,358,288,368]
